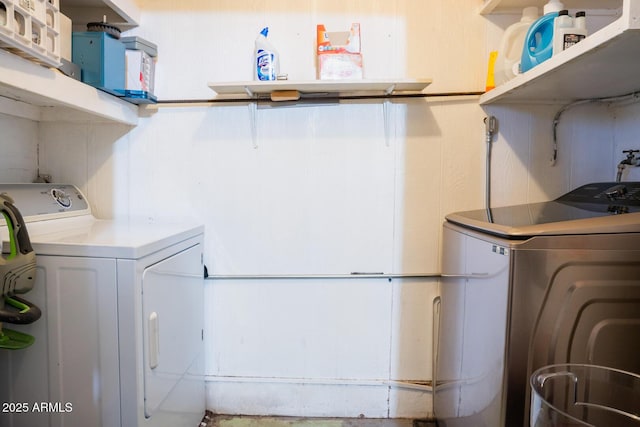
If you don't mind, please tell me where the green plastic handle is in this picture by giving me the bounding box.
[0,296,41,324]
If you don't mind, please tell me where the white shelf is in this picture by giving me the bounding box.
[208,79,432,100]
[206,79,431,148]
[479,0,621,14]
[61,0,140,30]
[0,49,139,124]
[480,0,640,105]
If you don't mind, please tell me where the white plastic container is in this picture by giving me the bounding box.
[0,0,61,67]
[543,0,564,14]
[553,10,587,55]
[575,10,586,31]
[494,6,538,85]
[254,27,279,81]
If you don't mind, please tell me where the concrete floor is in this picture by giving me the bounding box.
[201,413,437,427]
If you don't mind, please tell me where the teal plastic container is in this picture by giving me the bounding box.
[72,32,125,96]
[520,12,559,73]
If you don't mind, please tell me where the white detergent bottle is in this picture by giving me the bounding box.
[553,10,587,55]
[254,27,280,81]
[575,11,587,31]
[495,6,538,85]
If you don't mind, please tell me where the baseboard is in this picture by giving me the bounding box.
[205,377,434,419]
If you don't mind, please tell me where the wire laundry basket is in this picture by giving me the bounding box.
[530,364,640,427]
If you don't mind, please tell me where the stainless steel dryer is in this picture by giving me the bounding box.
[434,182,640,427]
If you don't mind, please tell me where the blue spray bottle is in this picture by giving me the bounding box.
[520,0,564,73]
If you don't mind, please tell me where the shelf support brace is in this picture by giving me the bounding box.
[384,84,396,96]
[243,86,255,98]
[383,99,392,147]
[249,102,258,148]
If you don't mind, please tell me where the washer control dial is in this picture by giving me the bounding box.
[50,188,72,209]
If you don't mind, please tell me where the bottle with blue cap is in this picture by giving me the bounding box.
[520,0,564,73]
[254,27,280,81]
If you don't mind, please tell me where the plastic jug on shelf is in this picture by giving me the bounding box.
[520,0,564,73]
[552,10,588,55]
[495,6,538,85]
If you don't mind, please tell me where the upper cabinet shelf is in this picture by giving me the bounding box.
[480,0,639,105]
[208,79,432,101]
[61,0,140,31]
[480,0,640,105]
[0,0,140,124]
[479,0,621,14]
[0,49,138,125]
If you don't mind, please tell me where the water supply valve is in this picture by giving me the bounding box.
[616,149,640,182]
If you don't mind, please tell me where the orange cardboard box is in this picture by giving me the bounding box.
[316,23,363,80]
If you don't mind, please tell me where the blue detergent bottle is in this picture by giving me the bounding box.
[520,0,564,73]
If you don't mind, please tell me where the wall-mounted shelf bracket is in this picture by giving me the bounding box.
[208,79,431,149]
[249,102,258,149]
[383,99,392,147]
[244,86,255,99]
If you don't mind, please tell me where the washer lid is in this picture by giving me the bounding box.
[447,182,640,238]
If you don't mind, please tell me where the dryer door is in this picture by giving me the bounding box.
[141,243,204,420]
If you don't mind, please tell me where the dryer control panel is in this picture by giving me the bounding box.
[0,184,90,221]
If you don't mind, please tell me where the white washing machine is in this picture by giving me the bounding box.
[0,183,206,427]
[434,182,640,427]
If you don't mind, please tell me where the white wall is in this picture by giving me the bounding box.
[40,1,488,416]
[0,114,38,182]
[2,0,639,420]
